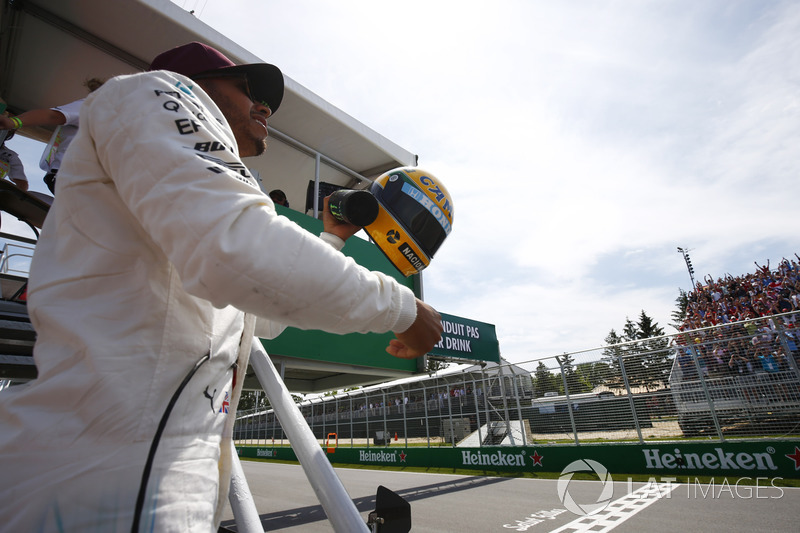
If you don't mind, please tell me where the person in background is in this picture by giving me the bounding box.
[0,78,104,193]
[0,129,29,233]
[269,188,289,206]
[0,129,28,192]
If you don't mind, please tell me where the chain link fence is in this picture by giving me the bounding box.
[234,312,800,447]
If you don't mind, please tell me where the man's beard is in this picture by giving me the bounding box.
[250,136,267,157]
[228,112,267,157]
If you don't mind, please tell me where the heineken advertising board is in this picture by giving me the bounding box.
[238,440,800,479]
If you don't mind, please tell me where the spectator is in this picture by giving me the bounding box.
[0,78,104,193]
[269,188,289,207]
[0,129,29,232]
[680,257,800,331]
[0,129,28,192]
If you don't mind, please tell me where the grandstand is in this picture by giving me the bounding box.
[679,256,800,330]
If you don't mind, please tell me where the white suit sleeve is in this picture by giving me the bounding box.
[84,72,416,335]
[255,232,347,339]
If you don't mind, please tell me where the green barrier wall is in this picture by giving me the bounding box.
[238,440,800,479]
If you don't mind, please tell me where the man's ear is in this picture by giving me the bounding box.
[194,78,211,92]
[194,77,224,97]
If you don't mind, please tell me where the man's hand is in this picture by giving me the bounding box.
[322,196,360,242]
[387,299,443,359]
[0,115,15,130]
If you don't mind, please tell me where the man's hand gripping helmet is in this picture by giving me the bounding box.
[365,167,453,277]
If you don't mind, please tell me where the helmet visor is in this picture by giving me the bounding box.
[375,179,450,257]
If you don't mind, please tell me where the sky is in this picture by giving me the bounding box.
[6,0,800,365]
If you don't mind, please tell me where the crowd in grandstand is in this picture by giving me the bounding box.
[675,256,800,380]
[681,256,800,330]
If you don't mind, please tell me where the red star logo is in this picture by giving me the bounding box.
[399,451,407,462]
[530,450,543,466]
[786,446,800,470]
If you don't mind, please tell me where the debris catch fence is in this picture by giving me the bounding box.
[234,312,800,448]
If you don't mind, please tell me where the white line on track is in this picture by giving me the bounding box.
[548,482,677,533]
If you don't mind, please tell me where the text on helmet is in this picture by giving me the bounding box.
[419,175,453,219]
[402,182,452,235]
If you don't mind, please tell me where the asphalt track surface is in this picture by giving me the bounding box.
[219,461,799,532]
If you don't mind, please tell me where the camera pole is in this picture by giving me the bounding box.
[228,445,263,532]
[235,338,371,533]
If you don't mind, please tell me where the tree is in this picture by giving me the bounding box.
[670,288,689,331]
[532,361,559,397]
[602,311,673,391]
[426,357,450,373]
[604,329,623,346]
[636,311,671,390]
[557,353,591,395]
[637,310,663,338]
[238,390,269,411]
[602,328,625,388]
[575,361,613,390]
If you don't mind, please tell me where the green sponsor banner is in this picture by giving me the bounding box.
[238,446,297,462]
[430,313,499,363]
[238,441,800,478]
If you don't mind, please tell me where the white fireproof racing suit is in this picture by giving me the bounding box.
[0,70,417,532]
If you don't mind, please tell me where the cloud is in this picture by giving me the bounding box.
[386,0,800,360]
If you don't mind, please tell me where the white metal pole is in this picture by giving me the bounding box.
[228,447,264,533]
[248,339,370,533]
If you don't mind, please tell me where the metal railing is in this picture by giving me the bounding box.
[234,311,800,447]
[0,232,36,276]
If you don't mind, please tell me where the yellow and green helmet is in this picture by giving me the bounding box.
[366,167,453,277]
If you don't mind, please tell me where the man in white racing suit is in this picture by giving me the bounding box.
[0,42,442,532]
